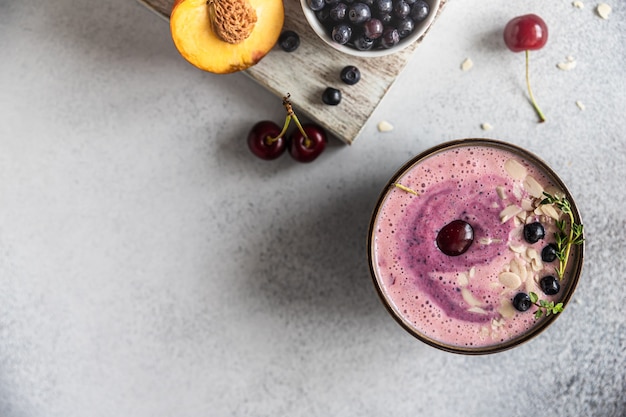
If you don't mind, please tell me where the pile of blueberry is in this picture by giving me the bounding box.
[306,0,432,51]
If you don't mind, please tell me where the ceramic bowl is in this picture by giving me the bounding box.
[300,0,442,58]
[368,139,584,354]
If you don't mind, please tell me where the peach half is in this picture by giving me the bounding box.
[170,0,285,74]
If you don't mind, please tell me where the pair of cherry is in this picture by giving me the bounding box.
[247,95,327,163]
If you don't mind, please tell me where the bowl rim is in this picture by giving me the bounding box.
[367,138,585,355]
[300,0,442,58]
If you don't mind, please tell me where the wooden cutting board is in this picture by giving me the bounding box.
[137,0,446,144]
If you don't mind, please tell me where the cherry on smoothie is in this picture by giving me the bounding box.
[436,219,474,256]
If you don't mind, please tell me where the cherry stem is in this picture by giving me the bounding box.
[264,94,312,147]
[525,50,546,123]
[265,114,291,145]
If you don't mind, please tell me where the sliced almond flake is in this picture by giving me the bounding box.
[509,258,524,278]
[461,288,482,307]
[468,306,487,314]
[523,175,545,198]
[480,326,490,338]
[377,120,394,132]
[544,186,565,199]
[499,271,522,289]
[479,237,502,245]
[469,267,476,278]
[509,243,526,253]
[597,3,611,19]
[572,1,584,8]
[557,56,577,71]
[527,247,541,262]
[457,272,469,287]
[513,183,523,200]
[461,57,473,71]
[500,205,523,223]
[499,301,517,319]
[521,198,534,211]
[576,100,586,110]
[481,122,493,131]
[496,185,507,200]
[504,159,527,180]
[540,204,561,220]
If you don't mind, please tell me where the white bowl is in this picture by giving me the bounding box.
[300,0,441,58]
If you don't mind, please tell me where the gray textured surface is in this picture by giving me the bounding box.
[1,0,625,416]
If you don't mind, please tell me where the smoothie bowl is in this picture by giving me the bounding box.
[368,139,584,354]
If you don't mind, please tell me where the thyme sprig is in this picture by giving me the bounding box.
[529,292,564,319]
[539,192,584,280]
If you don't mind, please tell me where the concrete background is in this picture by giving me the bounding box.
[1,0,624,416]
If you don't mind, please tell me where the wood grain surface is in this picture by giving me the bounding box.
[136,0,446,144]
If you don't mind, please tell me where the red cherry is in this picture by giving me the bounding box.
[503,14,548,52]
[247,120,286,160]
[503,14,548,123]
[436,220,474,256]
[288,123,327,163]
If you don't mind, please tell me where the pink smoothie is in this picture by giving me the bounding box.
[370,140,581,352]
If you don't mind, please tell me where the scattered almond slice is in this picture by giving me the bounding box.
[377,120,394,132]
[468,306,488,314]
[539,204,561,220]
[469,267,476,278]
[521,198,534,211]
[597,3,611,19]
[481,122,493,131]
[509,243,526,253]
[479,237,502,245]
[499,301,517,319]
[496,185,507,200]
[523,175,545,198]
[461,57,473,71]
[461,288,482,307]
[504,158,527,180]
[500,204,523,223]
[576,100,585,110]
[457,272,469,287]
[572,0,584,8]
[499,271,522,289]
[557,56,576,71]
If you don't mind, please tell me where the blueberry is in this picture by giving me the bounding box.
[378,12,393,25]
[541,243,558,262]
[307,0,325,11]
[380,27,399,48]
[353,34,374,50]
[540,275,560,296]
[523,222,545,244]
[363,18,384,39]
[316,8,331,23]
[374,0,392,14]
[325,0,341,4]
[393,1,410,19]
[278,30,300,52]
[513,292,532,312]
[329,2,348,21]
[410,0,430,21]
[340,65,361,84]
[322,87,342,105]
[348,3,371,24]
[396,17,414,38]
[331,24,352,44]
